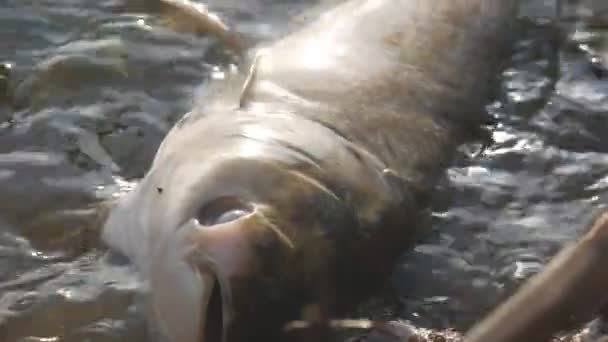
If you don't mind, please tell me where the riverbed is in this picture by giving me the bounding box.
[0,0,607,341]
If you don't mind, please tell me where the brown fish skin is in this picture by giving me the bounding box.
[102,1,518,342]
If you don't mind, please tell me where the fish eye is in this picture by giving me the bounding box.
[196,196,253,226]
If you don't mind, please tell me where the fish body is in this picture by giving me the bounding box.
[103,1,518,341]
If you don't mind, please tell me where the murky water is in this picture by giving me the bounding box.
[0,0,607,341]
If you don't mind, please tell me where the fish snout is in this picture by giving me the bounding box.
[180,197,287,342]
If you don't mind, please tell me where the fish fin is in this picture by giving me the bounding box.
[238,49,266,109]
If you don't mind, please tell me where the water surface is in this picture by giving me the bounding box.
[0,0,607,340]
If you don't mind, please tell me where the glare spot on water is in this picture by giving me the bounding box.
[57,287,74,299]
[114,176,137,192]
[29,337,60,342]
[29,250,43,258]
[465,165,490,177]
[210,66,225,80]
[425,296,449,304]
[486,136,544,156]
[135,18,153,31]
[586,175,608,191]
[512,260,543,281]
[492,130,517,144]
[95,176,137,199]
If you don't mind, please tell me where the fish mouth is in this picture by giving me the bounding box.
[188,214,258,342]
[202,274,224,342]
[197,267,233,342]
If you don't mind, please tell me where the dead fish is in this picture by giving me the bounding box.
[102,1,518,341]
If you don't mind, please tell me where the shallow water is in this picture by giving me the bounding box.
[0,0,607,341]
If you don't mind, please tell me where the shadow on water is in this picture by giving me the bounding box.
[0,0,607,340]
